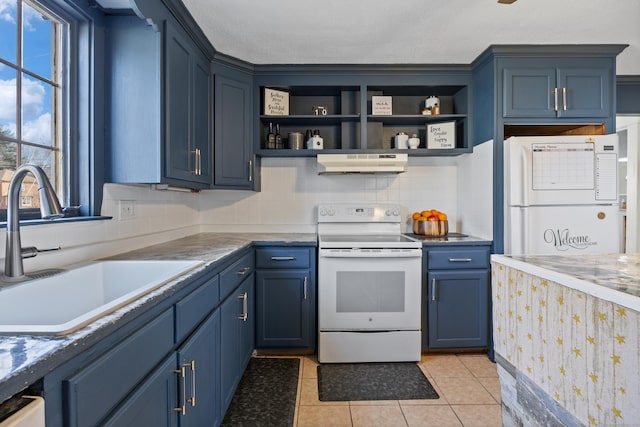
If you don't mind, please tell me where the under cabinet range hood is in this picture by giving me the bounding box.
[317,153,408,174]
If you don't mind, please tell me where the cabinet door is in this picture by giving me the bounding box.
[220,289,242,413]
[255,270,312,349]
[165,21,194,182]
[503,67,556,118]
[427,270,489,349]
[190,52,213,184]
[103,355,178,427]
[220,275,255,414]
[177,309,221,427]
[214,73,253,188]
[557,67,610,118]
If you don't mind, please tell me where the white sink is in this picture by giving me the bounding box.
[0,260,204,335]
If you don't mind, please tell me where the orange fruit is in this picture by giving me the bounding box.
[420,210,430,218]
[412,212,421,220]
[438,213,447,221]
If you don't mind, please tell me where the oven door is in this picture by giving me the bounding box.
[318,248,422,331]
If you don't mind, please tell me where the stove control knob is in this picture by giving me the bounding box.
[319,208,327,216]
[393,209,399,216]
[385,209,392,216]
[328,208,335,216]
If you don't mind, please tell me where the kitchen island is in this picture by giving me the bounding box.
[491,253,640,426]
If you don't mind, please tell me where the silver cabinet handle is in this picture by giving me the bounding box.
[238,291,248,321]
[271,256,295,261]
[174,365,187,415]
[303,276,308,300]
[248,160,253,182]
[431,278,437,301]
[237,266,251,276]
[562,87,567,111]
[553,87,559,111]
[188,360,196,407]
[448,258,473,262]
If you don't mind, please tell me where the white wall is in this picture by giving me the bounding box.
[0,184,200,273]
[617,116,640,252]
[456,140,494,240]
[199,157,461,235]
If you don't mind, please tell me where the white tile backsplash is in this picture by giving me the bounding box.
[199,157,460,234]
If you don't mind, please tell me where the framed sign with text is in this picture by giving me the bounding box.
[264,88,289,116]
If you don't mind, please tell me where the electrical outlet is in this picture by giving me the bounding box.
[119,200,136,220]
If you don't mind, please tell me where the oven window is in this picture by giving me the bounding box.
[336,271,405,313]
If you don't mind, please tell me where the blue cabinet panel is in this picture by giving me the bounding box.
[220,272,254,414]
[175,274,219,344]
[558,67,610,118]
[103,355,178,427]
[255,247,311,269]
[219,251,255,301]
[503,68,556,118]
[256,271,312,348]
[64,308,174,426]
[214,66,255,189]
[427,269,489,349]
[177,309,221,427]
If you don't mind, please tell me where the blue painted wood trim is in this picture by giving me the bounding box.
[617,75,640,114]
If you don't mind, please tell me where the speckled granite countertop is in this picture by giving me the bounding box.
[491,253,640,311]
[0,233,316,403]
[404,233,492,246]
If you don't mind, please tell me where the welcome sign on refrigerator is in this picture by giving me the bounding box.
[504,135,619,255]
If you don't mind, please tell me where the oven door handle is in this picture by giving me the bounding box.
[319,249,422,258]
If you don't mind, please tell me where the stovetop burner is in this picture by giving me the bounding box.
[404,232,468,241]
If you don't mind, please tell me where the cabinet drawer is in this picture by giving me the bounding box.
[428,247,490,270]
[175,273,219,343]
[64,308,174,427]
[256,247,311,269]
[220,251,255,300]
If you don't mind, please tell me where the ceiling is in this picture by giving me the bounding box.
[175,0,640,74]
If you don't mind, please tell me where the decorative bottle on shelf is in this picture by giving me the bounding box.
[275,124,283,149]
[266,122,276,149]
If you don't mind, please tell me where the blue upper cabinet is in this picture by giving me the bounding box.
[165,21,212,185]
[105,2,213,189]
[503,59,612,119]
[213,58,258,190]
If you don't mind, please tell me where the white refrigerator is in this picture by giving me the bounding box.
[504,135,620,255]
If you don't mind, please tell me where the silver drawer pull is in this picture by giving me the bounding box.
[238,292,248,321]
[188,360,196,407]
[448,258,473,262]
[237,266,251,275]
[271,256,295,261]
[303,276,308,300]
[431,278,437,301]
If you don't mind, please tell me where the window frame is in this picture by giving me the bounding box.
[0,0,105,222]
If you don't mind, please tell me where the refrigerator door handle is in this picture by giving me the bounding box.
[521,207,529,255]
[519,145,530,207]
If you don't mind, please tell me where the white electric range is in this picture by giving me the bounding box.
[317,203,422,363]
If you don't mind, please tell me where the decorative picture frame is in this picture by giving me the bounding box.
[264,88,289,116]
[427,121,456,149]
[371,96,392,115]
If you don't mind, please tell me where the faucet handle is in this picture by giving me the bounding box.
[21,246,62,259]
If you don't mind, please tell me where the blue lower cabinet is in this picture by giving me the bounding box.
[255,270,314,349]
[176,309,221,427]
[220,274,254,415]
[426,269,489,348]
[103,355,178,427]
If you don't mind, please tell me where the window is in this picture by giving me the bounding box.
[0,0,67,214]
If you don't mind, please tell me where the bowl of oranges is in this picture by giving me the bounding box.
[411,209,448,236]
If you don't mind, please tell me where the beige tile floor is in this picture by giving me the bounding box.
[291,353,502,427]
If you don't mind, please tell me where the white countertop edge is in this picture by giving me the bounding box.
[491,254,640,312]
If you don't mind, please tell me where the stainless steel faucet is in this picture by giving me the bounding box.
[3,164,64,279]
